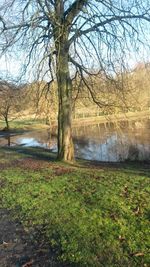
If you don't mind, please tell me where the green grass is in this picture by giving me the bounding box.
[0,118,47,131]
[0,147,150,266]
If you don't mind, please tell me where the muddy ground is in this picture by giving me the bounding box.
[0,209,65,267]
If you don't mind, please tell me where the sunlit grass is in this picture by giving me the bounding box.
[0,118,47,131]
[0,147,149,266]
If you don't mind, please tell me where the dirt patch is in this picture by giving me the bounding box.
[0,157,75,176]
[53,166,74,176]
[0,158,51,171]
[16,158,51,171]
[0,209,68,267]
[0,160,19,171]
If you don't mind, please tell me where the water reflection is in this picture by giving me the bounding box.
[18,137,44,147]
[75,133,150,162]
[0,119,150,162]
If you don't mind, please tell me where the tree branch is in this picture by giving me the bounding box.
[69,14,150,44]
[65,0,88,25]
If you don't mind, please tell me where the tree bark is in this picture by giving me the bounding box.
[55,37,74,162]
[52,1,75,162]
[4,115,10,131]
[56,52,74,162]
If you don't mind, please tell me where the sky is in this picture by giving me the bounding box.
[0,55,21,80]
[0,0,150,82]
[0,45,149,83]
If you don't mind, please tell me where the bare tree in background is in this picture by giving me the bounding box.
[0,0,150,161]
[0,81,21,130]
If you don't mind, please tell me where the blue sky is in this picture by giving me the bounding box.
[0,42,149,82]
[0,0,150,82]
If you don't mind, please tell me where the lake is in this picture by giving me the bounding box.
[0,119,150,162]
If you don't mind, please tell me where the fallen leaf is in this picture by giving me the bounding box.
[22,259,34,267]
[134,206,140,215]
[2,241,9,247]
[134,252,144,257]
[119,235,125,241]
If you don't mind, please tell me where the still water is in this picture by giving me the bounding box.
[0,120,150,162]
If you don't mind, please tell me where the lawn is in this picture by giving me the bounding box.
[0,147,150,266]
[0,118,48,131]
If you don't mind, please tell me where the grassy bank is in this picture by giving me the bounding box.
[0,147,150,266]
[0,118,49,131]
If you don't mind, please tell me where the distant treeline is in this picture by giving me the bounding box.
[0,62,150,127]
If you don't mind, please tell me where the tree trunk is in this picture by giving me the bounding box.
[55,45,74,162]
[56,56,74,162]
[4,115,10,131]
[53,1,74,162]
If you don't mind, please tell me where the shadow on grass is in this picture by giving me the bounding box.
[1,145,150,177]
[78,157,150,177]
[2,146,57,162]
[0,128,31,136]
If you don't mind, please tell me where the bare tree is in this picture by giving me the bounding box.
[0,0,150,161]
[0,81,22,130]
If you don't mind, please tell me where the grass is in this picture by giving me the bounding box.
[0,147,150,266]
[0,118,48,131]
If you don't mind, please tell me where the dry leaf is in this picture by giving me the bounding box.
[2,241,9,247]
[134,206,140,215]
[134,252,144,257]
[22,259,33,267]
[119,235,125,241]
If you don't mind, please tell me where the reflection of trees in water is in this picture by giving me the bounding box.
[0,120,149,161]
[20,130,57,149]
[74,120,150,161]
[128,145,140,160]
[75,134,120,161]
[127,144,150,161]
[0,134,11,146]
[112,131,150,161]
[6,135,10,146]
[0,130,56,149]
